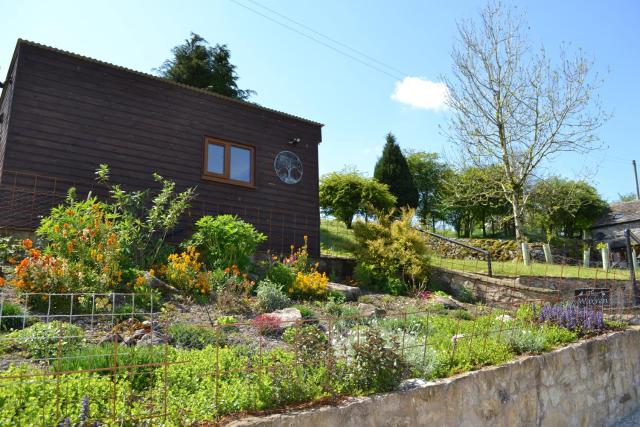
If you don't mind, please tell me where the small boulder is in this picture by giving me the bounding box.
[399,378,429,391]
[430,295,465,310]
[326,282,361,301]
[266,307,302,328]
[98,333,123,345]
[357,303,385,318]
[137,333,169,346]
[495,314,514,323]
[123,328,147,346]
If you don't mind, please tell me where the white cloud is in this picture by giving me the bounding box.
[391,77,449,111]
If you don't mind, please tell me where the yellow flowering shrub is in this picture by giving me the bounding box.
[289,270,328,300]
[10,246,81,294]
[36,193,123,291]
[165,247,211,296]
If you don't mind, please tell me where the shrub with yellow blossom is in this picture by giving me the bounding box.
[9,245,81,294]
[36,192,123,291]
[165,247,211,296]
[289,270,328,300]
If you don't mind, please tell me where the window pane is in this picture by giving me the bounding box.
[207,143,225,175]
[230,146,252,183]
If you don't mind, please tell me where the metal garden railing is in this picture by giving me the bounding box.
[417,228,493,277]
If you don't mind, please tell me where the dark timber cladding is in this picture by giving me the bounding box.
[0,40,323,257]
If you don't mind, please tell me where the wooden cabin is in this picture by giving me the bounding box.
[0,40,322,256]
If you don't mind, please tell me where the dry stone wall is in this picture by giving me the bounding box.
[431,267,633,308]
[229,329,640,427]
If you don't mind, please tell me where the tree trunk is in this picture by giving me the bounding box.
[510,196,525,242]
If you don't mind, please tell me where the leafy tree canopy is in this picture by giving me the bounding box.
[319,170,396,228]
[530,177,607,240]
[405,150,452,227]
[159,33,255,100]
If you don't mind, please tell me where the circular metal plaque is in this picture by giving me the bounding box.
[274,151,303,184]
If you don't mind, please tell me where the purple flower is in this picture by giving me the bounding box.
[539,303,604,332]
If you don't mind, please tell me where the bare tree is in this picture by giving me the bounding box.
[444,1,609,241]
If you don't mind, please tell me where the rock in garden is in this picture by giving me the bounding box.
[98,333,123,345]
[266,307,302,328]
[495,314,514,322]
[430,295,465,310]
[123,328,147,346]
[326,282,361,301]
[398,378,429,391]
[143,272,179,296]
[137,333,169,346]
[357,303,385,318]
[142,320,161,331]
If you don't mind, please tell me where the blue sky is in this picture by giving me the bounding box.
[1,0,639,202]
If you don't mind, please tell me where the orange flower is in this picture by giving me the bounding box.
[0,277,5,287]
[22,239,33,250]
[7,257,16,265]
[29,249,41,259]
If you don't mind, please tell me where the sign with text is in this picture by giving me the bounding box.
[574,288,610,307]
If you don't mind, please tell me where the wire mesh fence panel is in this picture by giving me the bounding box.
[0,286,636,426]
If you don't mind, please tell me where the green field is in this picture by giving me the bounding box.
[320,219,631,280]
[320,219,358,257]
[431,256,630,280]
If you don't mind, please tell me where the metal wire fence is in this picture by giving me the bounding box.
[0,286,635,426]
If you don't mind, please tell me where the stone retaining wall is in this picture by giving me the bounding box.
[431,268,560,308]
[431,268,634,308]
[229,329,640,427]
[318,256,356,282]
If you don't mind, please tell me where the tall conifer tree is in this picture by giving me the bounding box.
[159,33,255,100]
[373,133,419,208]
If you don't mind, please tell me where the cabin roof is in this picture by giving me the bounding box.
[2,39,324,129]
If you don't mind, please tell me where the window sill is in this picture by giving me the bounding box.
[201,174,256,189]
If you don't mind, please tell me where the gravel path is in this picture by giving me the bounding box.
[614,408,640,426]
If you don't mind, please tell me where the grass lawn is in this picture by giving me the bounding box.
[431,255,631,280]
[320,219,631,280]
[320,219,358,257]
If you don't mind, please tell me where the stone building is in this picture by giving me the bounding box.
[590,200,640,264]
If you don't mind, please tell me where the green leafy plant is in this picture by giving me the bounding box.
[0,365,133,426]
[347,328,408,393]
[282,325,328,364]
[168,323,226,349]
[99,165,195,270]
[353,209,430,295]
[0,301,26,331]
[506,329,547,354]
[55,343,166,391]
[215,315,238,326]
[7,321,83,360]
[186,214,266,270]
[292,304,315,319]
[266,261,295,290]
[256,279,292,312]
[0,235,27,265]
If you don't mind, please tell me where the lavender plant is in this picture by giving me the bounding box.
[538,303,604,333]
